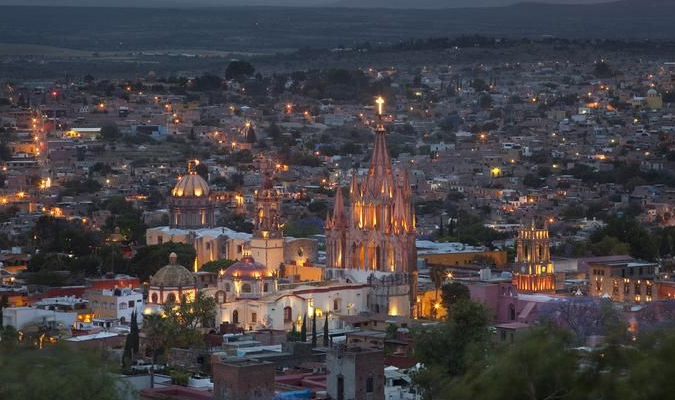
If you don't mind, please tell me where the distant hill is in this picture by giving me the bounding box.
[329,0,616,8]
[0,0,674,56]
[0,0,618,7]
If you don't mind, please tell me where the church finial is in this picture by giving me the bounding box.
[187,159,199,175]
[375,96,385,118]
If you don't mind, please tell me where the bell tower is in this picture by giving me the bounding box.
[512,220,555,293]
[249,160,284,275]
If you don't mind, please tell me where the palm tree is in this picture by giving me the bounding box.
[430,266,446,319]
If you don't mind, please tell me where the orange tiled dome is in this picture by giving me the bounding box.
[223,256,269,280]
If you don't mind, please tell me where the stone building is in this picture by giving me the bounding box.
[213,358,275,400]
[168,160,215,229]
[147,252,197,305]
[512,221,555,293]
[326,345,384,400]
[589,260,657,304]
[325,98,417,317]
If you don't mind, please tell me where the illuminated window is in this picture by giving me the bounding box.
[242,283,252,293]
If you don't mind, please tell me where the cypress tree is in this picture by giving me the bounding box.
[290,321,299,341]
[130,311,139,355]
[323,314,329,347]
[311,312,317,347]
[300,314,307,342]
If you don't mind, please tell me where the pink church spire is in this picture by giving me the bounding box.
[330,185,347,229]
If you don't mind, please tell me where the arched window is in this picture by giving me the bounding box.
[232,310,239,324]
[333,298,341,311]
[242,283,252,293]
[283,306,292,323]
[166,293,176,303]
[151,293,158,304]
[509,304,516,321]
[225,283,231,292]
[263,282,269,292]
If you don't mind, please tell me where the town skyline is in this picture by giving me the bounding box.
[2,3,675,400]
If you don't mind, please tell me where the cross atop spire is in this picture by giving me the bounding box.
[375,96,385,117]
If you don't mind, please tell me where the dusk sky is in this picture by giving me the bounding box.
[0,0,617,7]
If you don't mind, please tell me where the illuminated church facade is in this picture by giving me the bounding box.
[146,160,316,271]
[512,221,556,293]
[325,98,418,317]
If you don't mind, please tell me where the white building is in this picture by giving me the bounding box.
[86,287,144,324]
[214,256,371,331]
[2,307,78,330]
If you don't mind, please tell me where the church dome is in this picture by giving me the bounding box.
[172,160,210,198]
[150,253,195,287]
[172,174,210,197]
[223,256,269,280]
[647,88,658,96]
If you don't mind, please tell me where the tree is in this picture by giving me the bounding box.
[311,312,317,347]
[430,266,446,315]
[130,310,140,355]
[446,326,580,400]
[129,242,196,281]
[523,173,543,188]
[0,344,133,400]
[441,282,470,313]
[143,314,168,388]
[0,295,8,328]
[101,123,121,141]
[323,314,329,347]
[538,298,626,345]
[225,60,255,83]
[162,291,217,346]
[478,94,492,110]
[594,61,614,78]
[413,300,491,398]
[122,329,133,369]
[300,314,307,342]
[200,259,237,273]
[288,321,301,342]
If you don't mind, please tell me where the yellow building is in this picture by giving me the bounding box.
[419,250,508,268]
[647,88,663,110]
